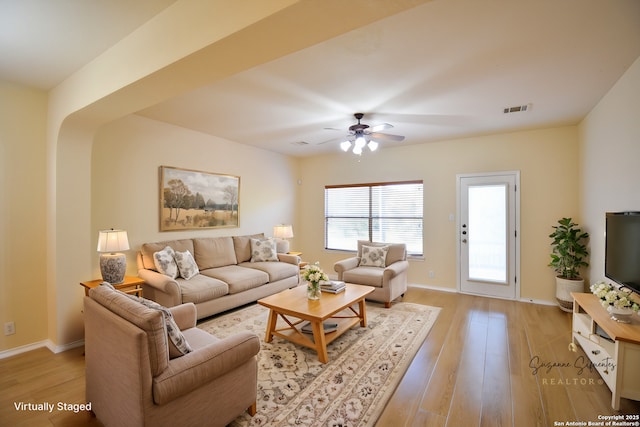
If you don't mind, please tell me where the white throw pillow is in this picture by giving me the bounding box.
[250,238,279,262]
[174,250,199,280]
[360,245,389,268]
[153,246,178,279]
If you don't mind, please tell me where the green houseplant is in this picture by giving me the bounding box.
[548,217,590,311]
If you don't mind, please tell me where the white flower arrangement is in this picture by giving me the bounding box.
[302,262,328,285]
[590,281,640,312]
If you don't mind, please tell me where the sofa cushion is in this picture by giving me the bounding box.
[174,250,199,280]
[239,261,299,283]
[232,233,265,263]
[89,284,170,376]
[201,265,269,294]
[178,275,229,304]
[342,266,384,288]
[153,246,178,279]
[250,238,278,262]
[193,237,237,270]
[141,239,195,271]
[360,245,389,267]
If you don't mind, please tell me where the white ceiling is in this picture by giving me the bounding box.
[2,0,640,157]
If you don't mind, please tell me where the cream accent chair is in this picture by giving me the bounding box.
[84,285,260,427]
[334,240,409,308]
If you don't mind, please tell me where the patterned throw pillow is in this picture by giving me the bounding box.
[99,282,192,358]
[153,246,178,279]
[360,245,389,268]
[250,238,279,262]
[174,250,199,280]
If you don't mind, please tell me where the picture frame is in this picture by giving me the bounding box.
[159,165,240,231]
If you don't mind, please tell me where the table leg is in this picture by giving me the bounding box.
[311,321,329,363]
[265,309,277,343]
[358,299,367,327]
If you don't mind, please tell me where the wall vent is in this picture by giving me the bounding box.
[503,103,532,114]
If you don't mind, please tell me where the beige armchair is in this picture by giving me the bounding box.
[334,240,409,308]
[84,285,259,427]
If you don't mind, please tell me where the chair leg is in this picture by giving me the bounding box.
[248,401,257,416]
[385,302,391,308]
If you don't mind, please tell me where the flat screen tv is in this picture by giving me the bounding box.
[605,211,640,295]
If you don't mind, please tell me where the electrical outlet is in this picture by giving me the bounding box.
[428,271,435,279]
[4,321,15,336]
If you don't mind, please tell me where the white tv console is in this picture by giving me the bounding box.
[571,292,640,409]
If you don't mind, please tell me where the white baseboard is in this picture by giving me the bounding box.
[0,339,84,360]
[408,283,557,306]
[408,283,458,293]
[46,339,85,354]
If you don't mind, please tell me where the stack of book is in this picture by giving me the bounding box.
[320,280,346,294]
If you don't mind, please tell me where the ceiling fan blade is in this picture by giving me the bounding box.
[368,132,405,142]
[370,123,393,132]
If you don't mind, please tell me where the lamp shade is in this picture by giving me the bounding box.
[97,229,130,253]
[273,224,294,239]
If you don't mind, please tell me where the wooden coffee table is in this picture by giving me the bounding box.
[258,283,374,363]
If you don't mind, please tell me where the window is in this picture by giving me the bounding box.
[324,181,423,256]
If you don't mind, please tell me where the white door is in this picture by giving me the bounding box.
[457,172,519,299]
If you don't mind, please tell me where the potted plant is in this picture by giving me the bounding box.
[549,217,590,312]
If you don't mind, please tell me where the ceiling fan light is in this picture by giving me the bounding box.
[340,140,352,152]
[353,145,363,155]
[367,140,379,151]
[355,135,367,149]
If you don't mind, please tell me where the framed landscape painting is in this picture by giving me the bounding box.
[159,166,240,231]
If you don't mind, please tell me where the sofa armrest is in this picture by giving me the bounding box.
[383,260,410,282]
[152,331,260,405]
[169,303,197,330]
[277,253,300,265]
[138,269,182,307]
[334,257,360,279]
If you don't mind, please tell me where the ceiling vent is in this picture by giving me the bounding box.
[503,103,532,114]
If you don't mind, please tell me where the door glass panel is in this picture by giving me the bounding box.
[468,184,507,283]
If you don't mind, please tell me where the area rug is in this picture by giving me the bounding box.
[198,301,440,427]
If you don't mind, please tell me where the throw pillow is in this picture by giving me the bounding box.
[153,246,178,279]
[174,250,199,280]
[99,282,193,358]
[250,238,279,262]
[360,245,389,268]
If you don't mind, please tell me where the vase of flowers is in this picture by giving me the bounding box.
[302,262,328,300]
[591,281,640,323]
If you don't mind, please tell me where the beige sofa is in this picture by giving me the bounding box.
[85,284,260,427]
[334,240,409,308]
[137,234,300,319]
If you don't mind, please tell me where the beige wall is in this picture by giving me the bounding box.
[580,55,640,283]
[297,126,580,303]
[0,81,49,352]
[91,115,299,278]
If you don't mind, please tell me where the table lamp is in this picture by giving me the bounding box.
[273,224,294,253]
[97,229,130,284]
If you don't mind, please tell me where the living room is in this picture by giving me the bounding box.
[1,0,639,425]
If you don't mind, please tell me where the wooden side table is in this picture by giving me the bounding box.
[80,276,145,297]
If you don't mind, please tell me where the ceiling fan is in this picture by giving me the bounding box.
[322,113,405,154]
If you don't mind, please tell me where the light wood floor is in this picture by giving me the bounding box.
[378,287,640,426]
[1,287,638,426]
